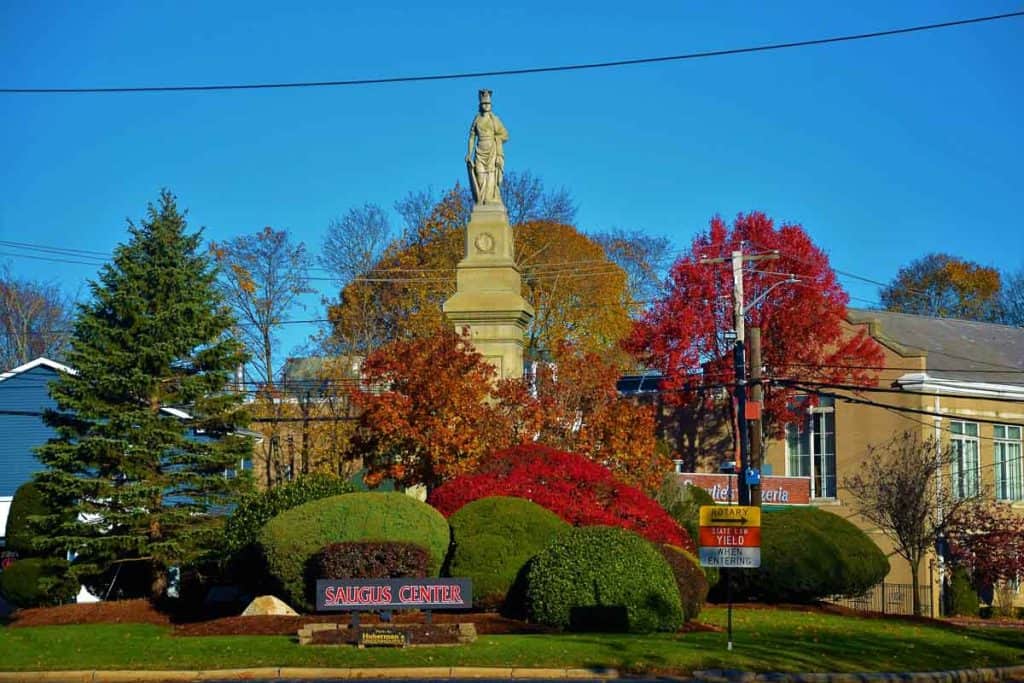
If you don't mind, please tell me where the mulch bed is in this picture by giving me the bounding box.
[8,599,172,628]
[6,599,551,636]
[174,610,552,637]
[6,598,726,637]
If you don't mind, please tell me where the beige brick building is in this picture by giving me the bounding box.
[760,310,1024,614]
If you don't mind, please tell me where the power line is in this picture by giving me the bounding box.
[3,12,1022,95]
[776,379,1024,406]
[785,382,1024,429]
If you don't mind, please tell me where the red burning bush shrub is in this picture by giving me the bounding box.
[428,444,694,551]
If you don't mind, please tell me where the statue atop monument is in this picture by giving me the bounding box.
[465,89,509,206]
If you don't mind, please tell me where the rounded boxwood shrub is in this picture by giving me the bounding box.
[258,492,449,610]
[0,558,77,608]
[224,472,357,554]
[317,541,430,579]
[714,507,888,603]
[446,496,569,610]
[526,526,683,633]
[658,544,709,622]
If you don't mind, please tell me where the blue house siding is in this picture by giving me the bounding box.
[0,364,60,497]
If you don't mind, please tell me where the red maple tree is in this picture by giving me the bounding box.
[626,212,884,443]
[428,443,694,550]
[946,501,1024,590]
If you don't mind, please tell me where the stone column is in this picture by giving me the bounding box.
[442,203,533,379]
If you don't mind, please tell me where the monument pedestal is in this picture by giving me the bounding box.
[443,204,533,379]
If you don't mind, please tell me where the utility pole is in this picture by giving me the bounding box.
[749,327,763,507]
[700,249,779,507]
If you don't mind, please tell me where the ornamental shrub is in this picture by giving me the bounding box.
[446,496,569,611]
[713,507,888,603]
[224,472,356,590]
[0,558,78,608]
[658,544,709,622]
[948,567,980,616]
[429,444,694,550]
[658,479,715,544]
[317,541,430,579]
[224,472,357,553]
[526,526,683,633]
[657,479,719,588]
[258,492,449,611]
[6,482,57,556]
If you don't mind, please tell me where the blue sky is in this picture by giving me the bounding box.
[2,1,1022,361]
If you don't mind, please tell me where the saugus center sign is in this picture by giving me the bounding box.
[698,505,762,568]
[316,578,473,612]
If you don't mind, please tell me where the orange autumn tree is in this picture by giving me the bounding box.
[521,342,667,494]
[349,329,525,490]
[325,185,633,362]
[351,331,666,493]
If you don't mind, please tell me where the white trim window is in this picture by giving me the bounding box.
[950,421,980,499]
[994,424,1023,502]
[785,396,836,499]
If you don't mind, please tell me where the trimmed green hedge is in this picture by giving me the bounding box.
[224,472,357,553]
[658,545,709,622]
[526,526,683,633]
[446,496,569,611]
[258,492,449,610]
[6,482,53,556]
[715,507,889,603]
[0,558,77,608]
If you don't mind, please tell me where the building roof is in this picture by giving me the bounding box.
[847,309,1024,388]
[0,357,75,382]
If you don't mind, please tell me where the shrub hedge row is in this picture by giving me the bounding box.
[0,558,77,608]
[446,496,569,610]
[658,544,709,622]
[526,526,683,633]
[715,507,888,603]
[258,492,449,610]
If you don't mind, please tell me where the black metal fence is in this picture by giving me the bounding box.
[828,582,934,617]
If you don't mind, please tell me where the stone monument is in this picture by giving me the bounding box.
[443,90,533,379]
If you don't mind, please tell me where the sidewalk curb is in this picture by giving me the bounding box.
[2,667,1022,683]
[692,665,1024,683]
[0,666,621,682]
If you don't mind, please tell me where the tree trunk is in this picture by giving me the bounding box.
[910,553,923,616]
[150,563,168,599]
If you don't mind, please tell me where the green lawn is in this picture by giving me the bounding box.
[1,607,1021,674]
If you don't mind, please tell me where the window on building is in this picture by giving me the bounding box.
[950,421,980,499]
[994,424,1023,502]
[785,395,836,499]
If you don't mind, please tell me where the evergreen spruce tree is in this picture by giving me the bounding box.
[35,190,253,598]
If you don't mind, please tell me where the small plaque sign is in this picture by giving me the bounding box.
[358,627,409,648]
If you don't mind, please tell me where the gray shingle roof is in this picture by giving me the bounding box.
[847,309,1024,386]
